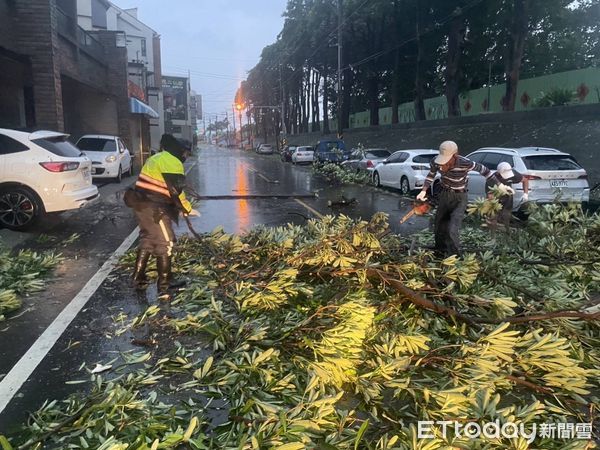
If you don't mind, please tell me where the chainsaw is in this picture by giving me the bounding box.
[399,199,432,225]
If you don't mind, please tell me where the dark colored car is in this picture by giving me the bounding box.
[281,145,297,162]
[313,140,348,165]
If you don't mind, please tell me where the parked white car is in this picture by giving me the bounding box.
[291,146,314,164]
[256,144,274,155]
[373,149,439,194]
[76,134,133,182]
[0,128,98,230]
[465,147,590,210]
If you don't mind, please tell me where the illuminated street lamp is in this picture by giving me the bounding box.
[235,103,245,149]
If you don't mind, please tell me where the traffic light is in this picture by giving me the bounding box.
[235,103,244,111]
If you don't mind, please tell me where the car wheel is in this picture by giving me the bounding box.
[373,172,381,187]
[400,176,410,195]
[0,186,43,231]
[115,165,122,183]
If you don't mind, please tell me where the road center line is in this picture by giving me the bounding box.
[294,198,325,219]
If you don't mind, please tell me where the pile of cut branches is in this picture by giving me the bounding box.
[313,162,371,185]
[3,204,600,449]
[0,248,61,321]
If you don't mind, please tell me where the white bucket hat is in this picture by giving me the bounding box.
[497,162,514,179]
[435,141,458,165]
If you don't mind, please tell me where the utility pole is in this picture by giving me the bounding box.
[239,108,244,149]
[203,116,206,143]
[337,0,343,138]
[208,116,212,144]
[225,110,230,146]
[280,64,286,136]
[232,105,237,146]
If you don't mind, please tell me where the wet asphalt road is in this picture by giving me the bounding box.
[0,145,428,431]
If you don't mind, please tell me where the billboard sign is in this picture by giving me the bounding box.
[162,76,188,122]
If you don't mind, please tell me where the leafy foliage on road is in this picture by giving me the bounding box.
[3,204,600,448]
[0,249,61,321]
[313,162,371,185]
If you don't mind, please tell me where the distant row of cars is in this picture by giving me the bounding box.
[272,139,590,211]
[0,128,134,231]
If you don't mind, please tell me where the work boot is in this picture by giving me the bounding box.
[156,255,186,300]
[132,249,151,290]
[156,255,172,299]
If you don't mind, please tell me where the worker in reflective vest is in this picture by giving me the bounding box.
[124,134,199,299]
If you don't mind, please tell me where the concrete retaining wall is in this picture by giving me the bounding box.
[282,103,600,186]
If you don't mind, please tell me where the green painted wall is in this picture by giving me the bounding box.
[331,67,600,130]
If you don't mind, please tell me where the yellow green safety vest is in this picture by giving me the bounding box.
[135,151,192,213]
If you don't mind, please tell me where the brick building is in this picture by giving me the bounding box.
[0,0,134,147]
[77,0,163,161]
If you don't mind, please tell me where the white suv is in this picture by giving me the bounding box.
[0,128,98,230]
[466,147,589,210]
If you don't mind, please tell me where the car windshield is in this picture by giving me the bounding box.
[412,154,438,163]
[366,150,390,159]
[77,138,116,152]
[298,147,313,152]
[34,137,82,157]
[522,155,582,171]
[322,142,343,152]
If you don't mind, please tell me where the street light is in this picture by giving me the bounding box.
[235,103,245,149]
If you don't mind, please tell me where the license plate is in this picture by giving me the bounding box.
[550,179,568,188]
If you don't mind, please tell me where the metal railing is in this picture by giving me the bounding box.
[57,7,106,63]
[77,27,105,62]
[56,7,76,38]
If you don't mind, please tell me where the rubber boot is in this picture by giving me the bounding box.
[156,255,172,300]
[132,249,151,290]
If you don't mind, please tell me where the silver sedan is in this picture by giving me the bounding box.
[342,148,391,174]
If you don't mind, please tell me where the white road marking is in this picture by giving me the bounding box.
[0,158,198,413]
[294,198,325,219]
[0,227,140,414]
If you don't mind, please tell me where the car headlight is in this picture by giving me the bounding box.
[105,154,117,163]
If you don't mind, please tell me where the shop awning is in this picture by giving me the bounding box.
[129,97,159,118]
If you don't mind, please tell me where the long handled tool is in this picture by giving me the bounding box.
[399,200,432,225]
[183,214,202,239]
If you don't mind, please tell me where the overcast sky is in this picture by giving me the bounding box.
[114,0,288,121]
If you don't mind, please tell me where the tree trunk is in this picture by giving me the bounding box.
[342,68,353,130]
[322,73,330,134]
[503,0,530,111]
[314,72,320,131]
[311,70,320,132]
[414,0,426,121]
[303,71,310,132]
[444,9,465,117]
[391,48,400,124]
[367,74,380,126]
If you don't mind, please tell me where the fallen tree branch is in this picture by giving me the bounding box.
[505,375,555,395]
[369,268,600,326]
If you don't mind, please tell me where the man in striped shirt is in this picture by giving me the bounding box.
[416,141,496,256]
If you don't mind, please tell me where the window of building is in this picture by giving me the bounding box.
[91,0,108,29]
[141,38,147,57]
